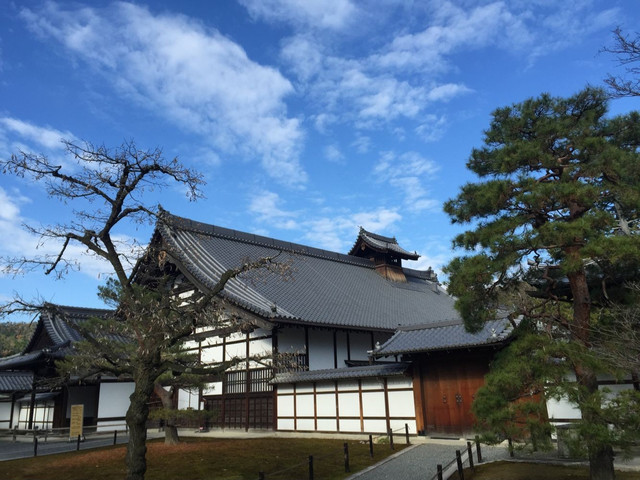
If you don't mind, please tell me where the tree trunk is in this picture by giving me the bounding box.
[568,266,616,480]
[154,383,180,445]
[125,365,156,480]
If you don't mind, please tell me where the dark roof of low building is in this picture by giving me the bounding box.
[373,318,514,356]
[0,305,113,371]
[348,228,420,260]
[0,371,33,392]
[271,362,410,384]
[157,211,459,331]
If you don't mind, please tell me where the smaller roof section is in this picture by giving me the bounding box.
[271,362,410,384]
[373,319,514,357]
[0,371,34,393]
[348,228,420,261]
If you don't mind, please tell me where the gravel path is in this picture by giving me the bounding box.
[348,440,510,480]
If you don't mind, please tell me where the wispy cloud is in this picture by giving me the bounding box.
[19,2,307,187]
[248,190,401,252]
[374,152,440,213]
[239,0,358,30]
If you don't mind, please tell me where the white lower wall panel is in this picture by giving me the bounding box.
[339,419,361,432]
[363,419,387,432]
[387,390,414,417]
[297,418,314,430]
[317,418,337,431]
[278,418,295,430]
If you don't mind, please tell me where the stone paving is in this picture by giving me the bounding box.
[348,439,509,480]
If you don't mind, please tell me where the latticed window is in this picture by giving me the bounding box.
[275,353,308,373]
[223,368,274,394]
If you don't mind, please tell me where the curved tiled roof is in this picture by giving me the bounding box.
[373,318,514,356]
[157,211,459,331]
[271,362,410,384]
[348,228,420,260]
[0,305,113,371]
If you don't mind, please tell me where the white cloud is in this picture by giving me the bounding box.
[239,0,358,30]
[249,190,299,230]
[0,187,121,279]
[324,144,344,163]
[415,114,448,143]
[374,152,440,213]
[20,2,306,187]
[248,190,401,252]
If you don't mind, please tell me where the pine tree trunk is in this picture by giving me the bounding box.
[568,266,615,480]
[154,383,180,445]
[125,365,156,480]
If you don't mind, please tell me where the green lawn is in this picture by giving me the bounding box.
[1,437,405,480]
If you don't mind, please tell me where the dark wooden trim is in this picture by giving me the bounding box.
[412,362,426,434]
[383,378,391,433]
[245,332,250,432]
[293,384,297,431]
[358,380,364,432]
[334,381,340,432]
[333,331,338,369]
[97,415,127,422]
[304,326,309,360]
[313,382,318,431]
[347,333,351,361]
[276,387,412,397]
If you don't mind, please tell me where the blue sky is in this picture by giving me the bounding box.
[1,0,639,317]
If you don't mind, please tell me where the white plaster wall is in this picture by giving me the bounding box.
[203,382,220,396]
[362,378,384,390]
[0,402,12,427]
[387,377,412,389]
[361,392,385,416]
[278,384,294,394]
[308,330,334,370]
[387,390,415,417]
[224,339,247,359]
[296,395,314,417]
[297,418,314,430]
[316,382,334,393]
[546,397,581,420]
[316,393,336,416]
[363,419,387,432]
[97,420,127,432]
[200,344,223,363]
[177,388,200,410]
[97,383,134,419]
[390,419,416,434]
[278,395,294,416]
[277,418,295,430]
[338,380,359,391]
[339,419,361,432]
[338,392,360,416]
[317,418,337,431]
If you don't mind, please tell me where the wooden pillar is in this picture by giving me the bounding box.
[412,362,426,434]
[313,382,318,431]
[245,332,250,431]
[334,381,340,432]
[358,380,364,432]
[383,378,391,434]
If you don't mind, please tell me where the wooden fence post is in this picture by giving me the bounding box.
[388,429,394,450]
[437,464,443,480]
[308,455,314,480]
[508,438,514,457]
[455,450,465,480]
[475,435,483,463]
[258,472,265,480]
[344,442,350,473]
[76,434,81,451]
[33,436,38,457]
[405,423,410,444]
[369,434,374,457]
[113,430,118,445]
[467,441,475,471]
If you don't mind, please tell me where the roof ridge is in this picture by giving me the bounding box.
[159,211,375,268]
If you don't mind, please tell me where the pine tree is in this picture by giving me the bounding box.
[444,88,640,480]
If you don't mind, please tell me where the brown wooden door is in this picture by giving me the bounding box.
[419,355,489,435]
